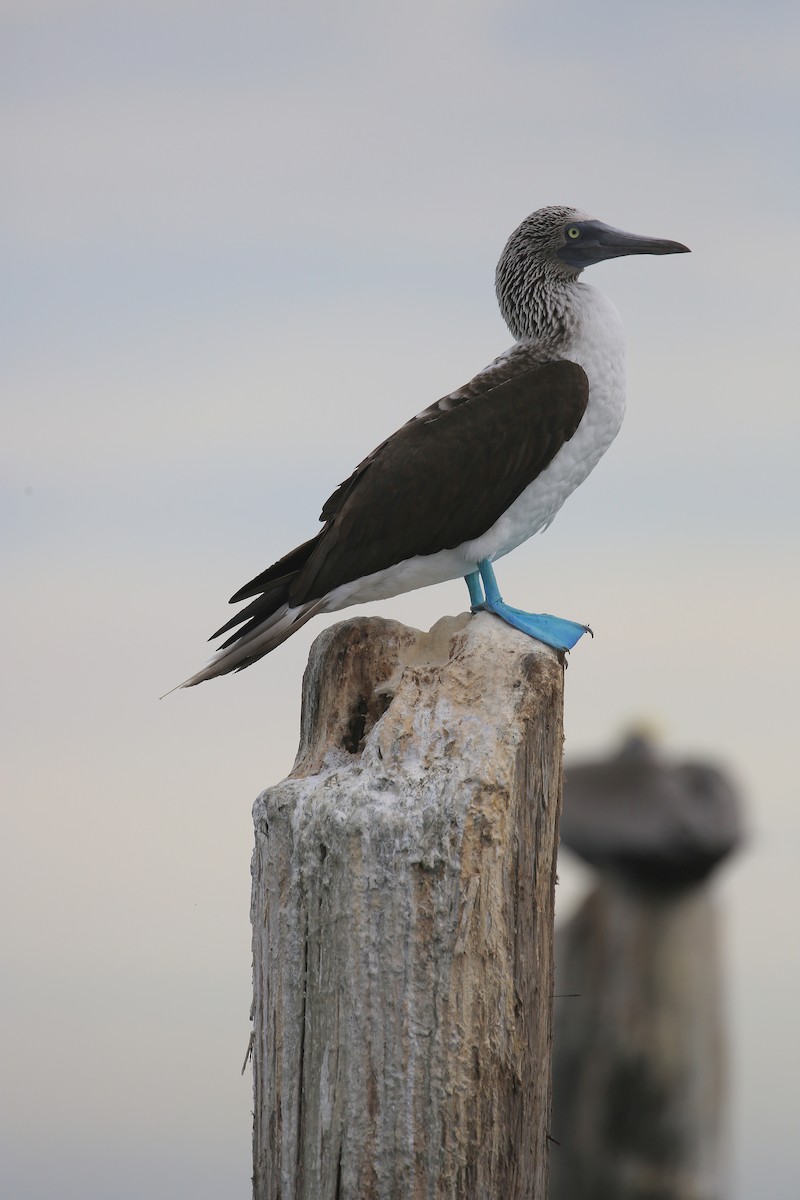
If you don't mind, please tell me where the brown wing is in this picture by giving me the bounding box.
[291,356,588,603]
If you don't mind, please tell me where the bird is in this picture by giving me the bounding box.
[180,206,689,687]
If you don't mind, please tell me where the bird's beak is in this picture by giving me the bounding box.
[559,221,691,268]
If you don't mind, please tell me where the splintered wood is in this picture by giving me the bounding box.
[250,613,565,1200]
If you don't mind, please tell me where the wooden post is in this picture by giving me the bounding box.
[250,612,566,1200]
[550,737,743,1200]
[551,883,727,1200]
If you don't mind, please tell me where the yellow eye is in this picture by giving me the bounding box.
[567,226,581,239]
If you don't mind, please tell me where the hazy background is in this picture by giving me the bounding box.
[3,1,799,1196]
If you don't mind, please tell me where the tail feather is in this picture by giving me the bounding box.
[209,576,295,645]
[229,535,321,604]
[178,598,327,688]
[173,534,327,689]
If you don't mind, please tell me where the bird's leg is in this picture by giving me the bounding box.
[474,558,591,651]
[464,570,485,610]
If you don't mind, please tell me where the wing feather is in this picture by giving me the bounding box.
[293,355,589,603]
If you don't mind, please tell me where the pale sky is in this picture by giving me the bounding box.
[3,2,800,1197]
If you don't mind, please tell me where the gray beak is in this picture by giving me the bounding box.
[558,220,691,268]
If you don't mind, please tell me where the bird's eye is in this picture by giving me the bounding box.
[566,226,581,240]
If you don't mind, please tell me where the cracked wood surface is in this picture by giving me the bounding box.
[250,612,565,1199]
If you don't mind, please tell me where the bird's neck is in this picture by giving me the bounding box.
[498,269,586,348]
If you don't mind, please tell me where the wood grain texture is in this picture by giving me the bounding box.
[250,612,566,1199]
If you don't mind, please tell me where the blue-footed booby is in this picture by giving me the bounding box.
[181,206,688,686]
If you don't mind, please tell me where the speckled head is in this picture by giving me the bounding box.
[496,205,690,340]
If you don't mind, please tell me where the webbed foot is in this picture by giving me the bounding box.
[464,561,591,652]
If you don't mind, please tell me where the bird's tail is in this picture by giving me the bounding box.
[174,597,325,688]
[171,535,325,690]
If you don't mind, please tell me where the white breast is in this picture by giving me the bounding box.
[464,283,627,564]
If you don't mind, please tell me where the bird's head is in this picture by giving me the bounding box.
[496,204,689,338]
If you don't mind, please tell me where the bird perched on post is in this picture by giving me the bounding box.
[180,206,688,687]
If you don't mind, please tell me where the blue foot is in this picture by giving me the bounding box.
[481,599,590,650]
[464,561,591,652]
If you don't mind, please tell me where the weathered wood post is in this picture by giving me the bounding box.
[550,735,744,1200]
[250,611,567,1199]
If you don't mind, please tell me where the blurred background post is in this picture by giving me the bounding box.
[551,731,743,1200]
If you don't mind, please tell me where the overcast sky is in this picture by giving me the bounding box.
[3,2,800,1197]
